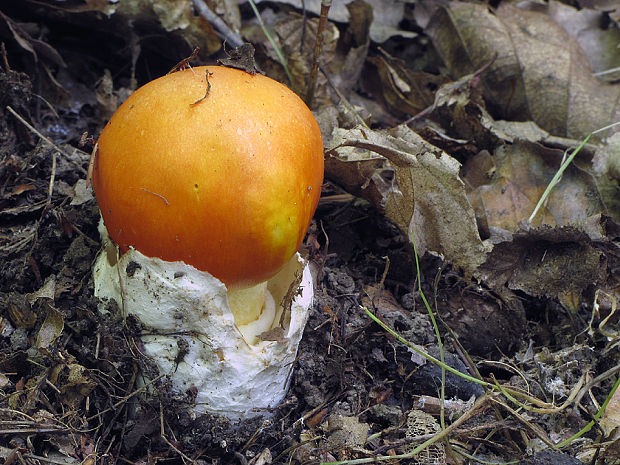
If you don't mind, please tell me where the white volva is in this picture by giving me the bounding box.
[93,234,313,419]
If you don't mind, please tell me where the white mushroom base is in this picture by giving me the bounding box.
[93,246,313,419]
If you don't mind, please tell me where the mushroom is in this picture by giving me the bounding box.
[91,66,324,418]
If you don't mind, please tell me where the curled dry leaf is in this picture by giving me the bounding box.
[422,1,620,140]
[367,49,449,118]
[327,124,489,276]
[0,10,66,67]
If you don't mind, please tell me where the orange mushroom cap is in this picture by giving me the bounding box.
[92,66,324,289]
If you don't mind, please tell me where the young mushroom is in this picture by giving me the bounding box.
[92,65,324,418]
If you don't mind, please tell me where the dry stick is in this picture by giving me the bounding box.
[490,397,558,450]
[0,427,70,435]
[571,362,620,415]
[160,402,196,465]
[6,105,88,175]
[305,0,331,107]
[46,152,57,208]
[1,42,10,71]
[371,419,517,456]
[324,394,492,465]
[86,374,165,421]
[191,0,243,48]
[241,419,272,452]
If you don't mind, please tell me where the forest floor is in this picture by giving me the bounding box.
[1,1,619,465]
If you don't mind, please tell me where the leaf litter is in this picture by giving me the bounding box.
[0,1,619,464]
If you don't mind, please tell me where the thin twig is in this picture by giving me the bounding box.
[85,373,165,421]
[6,105,88,175]
[46,152,57,208]
[322,394,492,465]
[305,0,331,107]
[490,397,558,450]
[1,42,10,71]
[191,0,243,48]
[160,402,196,464]
[0,427,69,434]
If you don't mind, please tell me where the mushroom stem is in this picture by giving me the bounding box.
[229,282,278,344]
[228,281,269,326]
[236,289,276,345]
[94,244,313,418]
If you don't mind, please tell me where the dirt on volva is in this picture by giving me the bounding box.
[1,2,620,465]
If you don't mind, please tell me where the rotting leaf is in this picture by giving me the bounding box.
[548,1,620,82]
[26,276,56,305]
[466,140,606,237]
[328,124,489,276]
[6,292,37,329]
[326,414,370,450]
[593,133,620,222]
[58,364,97,408]
[217,43,259,74]
[478,226,605,299]
[36,305,65,351]
[600,386,620,439]
[367,50,449,118]
[422,1,620,141]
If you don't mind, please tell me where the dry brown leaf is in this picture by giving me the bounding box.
[58,364,97,408]
[478,226,605,299]
[577,0,620,23]
[36,305,64,351]
[327,125,489,275]
[0,10,66,67]
[422,1,620,141]
[599,379,620,438]
[367,50,449,118]
[243,11,339,97]
[466,140,606,237]
[593,133,620,221]
[250,0,416,43]
[548,0,620,81]
[335,0,372,97]
[39,0,221,55]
